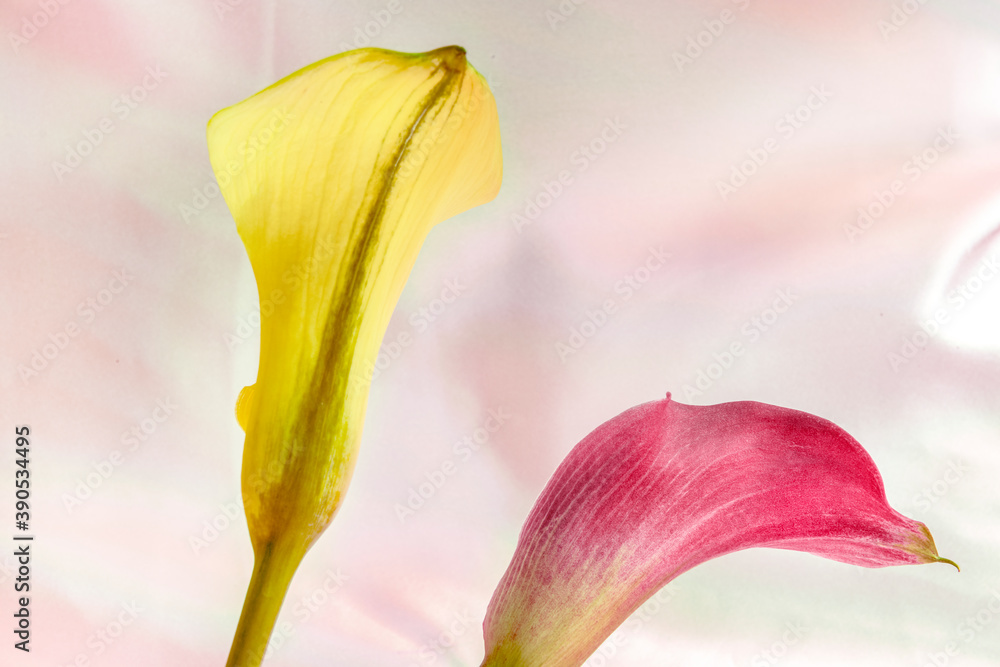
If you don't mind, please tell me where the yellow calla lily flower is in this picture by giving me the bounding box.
[207,46,502,666]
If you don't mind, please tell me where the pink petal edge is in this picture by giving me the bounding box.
[481,394,957,667]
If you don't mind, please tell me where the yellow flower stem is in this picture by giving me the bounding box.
[226,541,305,667]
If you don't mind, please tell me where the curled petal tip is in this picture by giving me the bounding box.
[937,556,961,572]
[905,524,959,571]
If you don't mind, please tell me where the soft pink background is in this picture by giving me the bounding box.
[1,1,999,665]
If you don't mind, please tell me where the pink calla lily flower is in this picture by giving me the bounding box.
[482,394,956,667]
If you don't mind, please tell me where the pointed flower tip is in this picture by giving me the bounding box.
[426,44,467,70]
[482,396,955,667]
[937,556,961,572]
[904,524,959,571]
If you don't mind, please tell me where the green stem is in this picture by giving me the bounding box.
[226,542,304,667]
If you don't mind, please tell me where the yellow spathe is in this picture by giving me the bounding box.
[208,46,501,666]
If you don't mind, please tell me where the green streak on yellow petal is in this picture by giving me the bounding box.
[208,45,501,667]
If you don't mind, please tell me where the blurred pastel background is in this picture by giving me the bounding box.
[1,0,999,665]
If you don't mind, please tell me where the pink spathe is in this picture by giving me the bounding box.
[483,395,952,667]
